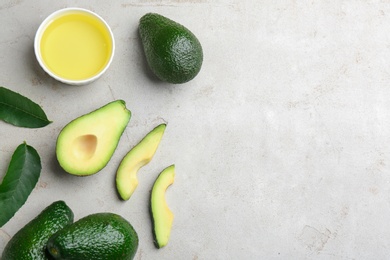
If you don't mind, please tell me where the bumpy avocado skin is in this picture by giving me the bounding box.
[1,201,74,260]
[139,13,203,84]
[47,213,138,260]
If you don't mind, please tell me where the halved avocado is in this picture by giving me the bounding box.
[116,123,166,200]
[56,100,131,176]
[151,165,175,248]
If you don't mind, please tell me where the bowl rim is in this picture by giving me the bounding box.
[34,7,115,85]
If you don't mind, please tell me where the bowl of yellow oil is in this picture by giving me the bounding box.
[34,8,115,85]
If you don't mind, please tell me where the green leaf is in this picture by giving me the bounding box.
[0,142,42,227]
[0,86,52,128]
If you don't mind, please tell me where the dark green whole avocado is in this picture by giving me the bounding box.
[46,212,138,260]
[139,12,203,84]
[1,200,74,260]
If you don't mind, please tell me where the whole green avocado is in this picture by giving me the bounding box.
[1,201,74,260]
[139,13,203,84]
[47,212,138,260]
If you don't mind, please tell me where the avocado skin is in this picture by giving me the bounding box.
[1,201,74,260]
[47,213,138,260]
[139,13,203,84]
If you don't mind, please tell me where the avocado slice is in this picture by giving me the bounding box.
[116,123,166,200]
[56,100,131,176]
[139,13,203,84]
[151,165,175,248]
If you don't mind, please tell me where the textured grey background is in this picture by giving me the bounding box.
[1,1,390,259]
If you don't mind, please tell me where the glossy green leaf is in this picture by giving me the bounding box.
[0,142,42,227]
[0,86,52,128]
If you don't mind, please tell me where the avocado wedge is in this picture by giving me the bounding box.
[116,123,166,200]
[150,165,175,248]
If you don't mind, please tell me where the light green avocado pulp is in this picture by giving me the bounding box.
[56,100,131,176]
[116,123,166,200]
[151,165,175,248]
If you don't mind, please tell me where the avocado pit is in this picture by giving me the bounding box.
[72,134,98,160]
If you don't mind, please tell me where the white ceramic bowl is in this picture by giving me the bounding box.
[34,8,115,85]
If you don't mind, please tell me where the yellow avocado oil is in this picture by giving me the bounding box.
[40,10,113,81]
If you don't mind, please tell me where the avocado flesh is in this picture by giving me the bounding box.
[56,100,131,176]
[116,123,166,200]
[47,213,138,260]
[1,201,74,260]
[139,13,203,84]
[151,165,175,248]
